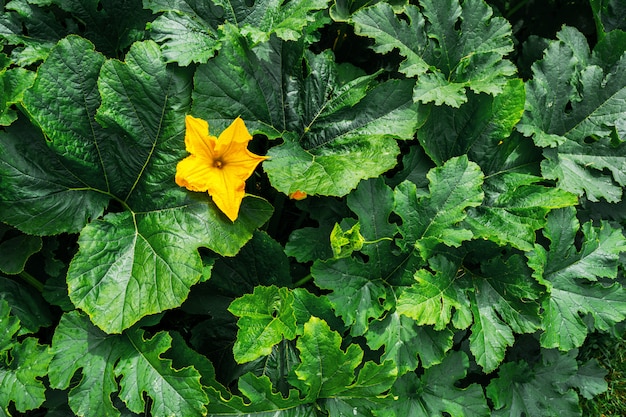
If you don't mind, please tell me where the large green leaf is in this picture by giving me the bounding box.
[0,300,52,416]
[144,0,329,65]
[487,349,607,417]
[365,311,454,375]
[1,36,110,235]
[394,155,484,258]
[352,0,515,107]
[2,36,272,333]
[528,207,626,350]
[466,171,578,251]
[290,317,363,399]
[378,351,489,417]
[311,178,411,336]
[462,255,544,373]
[396,254,472,331]
[417,78,525,165]
[228,285,298,363]
[518,26,626,202]
[49,311,208,417]
[192,29,419,197]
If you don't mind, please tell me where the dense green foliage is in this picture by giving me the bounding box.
[1,0,625,415]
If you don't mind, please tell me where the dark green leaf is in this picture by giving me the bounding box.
[352,0,515,107]
[528,207,626,350]
[487,349,597,417]
[379,351,489,417]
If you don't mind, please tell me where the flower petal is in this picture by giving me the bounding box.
[206,169,246,222]
[185,115,218,160]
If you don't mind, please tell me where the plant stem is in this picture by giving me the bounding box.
[293,273,312,288]
[19,270,44,292]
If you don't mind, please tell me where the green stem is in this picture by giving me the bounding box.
[293,273,313,288]
[19,270,44,293]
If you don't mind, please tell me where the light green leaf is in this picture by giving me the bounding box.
[330,222,365,259]
[0,66,35,126]
[193,30,419,197]
[379,351,489,417]
[228,286,298,363]
[528,207,626,350]
[291,317,363,400]
[352,0,515,107]
[397,255,471,331]
[487,349,601,417]
[394,155,484,258]
[49,311,208,417]
[0,299,52,415]
[145,0,329,65]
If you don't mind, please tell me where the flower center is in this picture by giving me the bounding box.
[213,159,224,169]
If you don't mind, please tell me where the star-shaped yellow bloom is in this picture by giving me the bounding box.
[175,115,268,222]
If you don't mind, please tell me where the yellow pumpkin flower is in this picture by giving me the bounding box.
[175,115,268,222]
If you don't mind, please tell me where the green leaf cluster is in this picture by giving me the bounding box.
[1,0,625,416]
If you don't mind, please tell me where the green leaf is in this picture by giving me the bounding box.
[0,277,52,334]
[487,349,597,417]
[463,255,544,373]
[312,178,407,336]
[291,317,364,400]
[330,222,365,259]
[518,26,626,202]
[394,155,484,258]
[528,207,626,350]
[192,31,419,196]
[396,254,471,331]
[9,36,272,333]
[466,172,578,251]
[417,78,525,166]
[210,230,292,297]
[379,351,489,417]
[352,0,515,107]
[0,299,52,415]
[1,36,111,235]
[365,311,454,375]
[42,0,151,56]
[329,0,407,22]
[49,311,208,417]
[228,286,298,363]
[0,66,35,126]
[0,225,42,275]
[145,0,329,65]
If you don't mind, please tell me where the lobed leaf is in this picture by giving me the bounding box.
[394,155,484,258]
[228,286,298,363]
[519,26,626,202]
[528,207,626,350]
[352,0,515,107]
[378,351,489,417]
[49,311,208,417]
[0,300,52,415]
[145,0,329,65]
[487,349,606,417]
[193,30,419,197]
